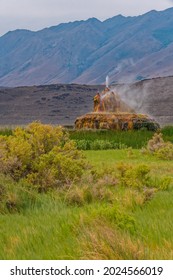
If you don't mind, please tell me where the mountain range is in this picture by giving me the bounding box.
[1,8,173,86]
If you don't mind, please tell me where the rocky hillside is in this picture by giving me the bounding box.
[1,8,173,86]
[0,84,104,125]
[0,76,172,126]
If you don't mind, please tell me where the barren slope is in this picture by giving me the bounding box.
[0,76,173,126]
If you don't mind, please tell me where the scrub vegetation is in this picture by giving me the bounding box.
[0,122,173,260]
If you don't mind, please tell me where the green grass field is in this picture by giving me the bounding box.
[69,126,173,149]
[1,125,173,260]
[0,146,173,259]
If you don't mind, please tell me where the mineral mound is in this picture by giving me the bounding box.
[75,87,160,131]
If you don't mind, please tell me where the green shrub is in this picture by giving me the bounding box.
[75,140,90,150]
[159,177,172,191]
[143,133,173,160]
[117,163,150,189]
[99,205,136,233]
[155,143,173,160]
[150,176,172,191]
[0,122,88,191]
[75,139,126,150]
[90,140,112,150]
[146,133,165,153]
[117,162,172,193]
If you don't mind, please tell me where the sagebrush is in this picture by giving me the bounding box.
[0,122,88,191]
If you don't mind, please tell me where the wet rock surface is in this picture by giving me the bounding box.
[75,112,159,131]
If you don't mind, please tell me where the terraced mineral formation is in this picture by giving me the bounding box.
[75,86,159,131]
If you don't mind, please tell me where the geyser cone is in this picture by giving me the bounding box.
[93,87,134,113]
[75,87,160,131]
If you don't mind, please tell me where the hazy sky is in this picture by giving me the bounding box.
[0,0,173,36]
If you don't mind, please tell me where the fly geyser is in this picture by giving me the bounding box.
[75,80,159,131]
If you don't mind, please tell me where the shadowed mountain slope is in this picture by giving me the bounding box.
[1,8,173,86]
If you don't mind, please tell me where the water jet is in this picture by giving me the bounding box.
[75,80,159,131]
